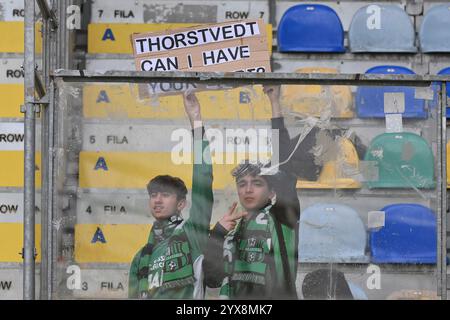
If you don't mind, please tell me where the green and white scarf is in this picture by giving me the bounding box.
[136,215,195,298]
[219,203,275,299]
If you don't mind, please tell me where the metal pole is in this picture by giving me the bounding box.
[268,0,276,28]
[36,0,58,30]
[50,70,447,86]
[40,3,49,300]
[47,81,56,299]
[440,82,448,300]
[39,0,58,301]
[437,82,443,298]
[24,0,36,300]
[59,0,69,69]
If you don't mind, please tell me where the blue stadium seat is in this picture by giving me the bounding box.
[356,66,427,118]
[364,132,435,189]
[348,282,369,300]
[430,67,450,117]
[298,203,368,263]
[277,4,345,53]
[439,67,450,117]
[349,4,416,53]
[369,204,436,264]
[438,67,450,99]
[419,4,450,53]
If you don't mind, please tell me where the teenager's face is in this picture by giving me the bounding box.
[236,174,274,212]
[149,191,186,220]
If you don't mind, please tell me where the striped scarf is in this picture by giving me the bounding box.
[136,215,195,298]
[219,203,275,299]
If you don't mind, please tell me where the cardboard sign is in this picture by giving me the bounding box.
[130,19,271,98]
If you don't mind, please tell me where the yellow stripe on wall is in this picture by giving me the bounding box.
[74,224,152,263]
[0,22,42,53]
[0,85,24,118]
[74,223,217,263]
[82,84,272,120]
[79,151,270,190]
[0,152,41,187]
[0,223,41,262]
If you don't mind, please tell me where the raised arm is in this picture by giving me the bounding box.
[264,85,300,298]
[263,85,293,173]
[182,92,214,253]
[263,85,300,228]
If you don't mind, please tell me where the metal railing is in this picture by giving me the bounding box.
[23,0,65,300]
[23,0,450,300]
[51,70,449,300]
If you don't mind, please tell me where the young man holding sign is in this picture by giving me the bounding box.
[128,92,214,299]
[203,86,300,299]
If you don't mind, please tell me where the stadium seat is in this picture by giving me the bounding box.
[281,67,354,118]
[419,4,450,53]
[356,66,427,119]
[364,133,435,189]
[0,151,41,188]
[74,224,152,263]
[349,5,416,53]
[277,4,345,53]
[302,269,355,299]
[78,151,270,190]
[298,203,368,263]
[88,23,273,54]
[386,290,438,300]
[369,204,436,264]
[429,67,450,119]
[83,84,272,120]
[0,22,42,53]
[297,137,361,189]
[0,223,41,262]
[348,282,369,300]
[0,84,24,118]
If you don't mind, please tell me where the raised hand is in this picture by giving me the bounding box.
[263,85,281,118]
[183,90,202,129]
[218,202,248,232]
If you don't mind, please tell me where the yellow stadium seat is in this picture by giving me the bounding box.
[0,223,41,262]
[74,224,152,263]
[79,152,270,190]
[0,152,41,188]
[88,23,273,54]
[386,290,438,300]
[281,67,354,118]
[0,84,24,118]
[0,22,42,53]
[82,84,272,120]
[297,138,361,189]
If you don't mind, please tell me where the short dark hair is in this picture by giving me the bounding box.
[231,160,274,190]
[146,175,188,200]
